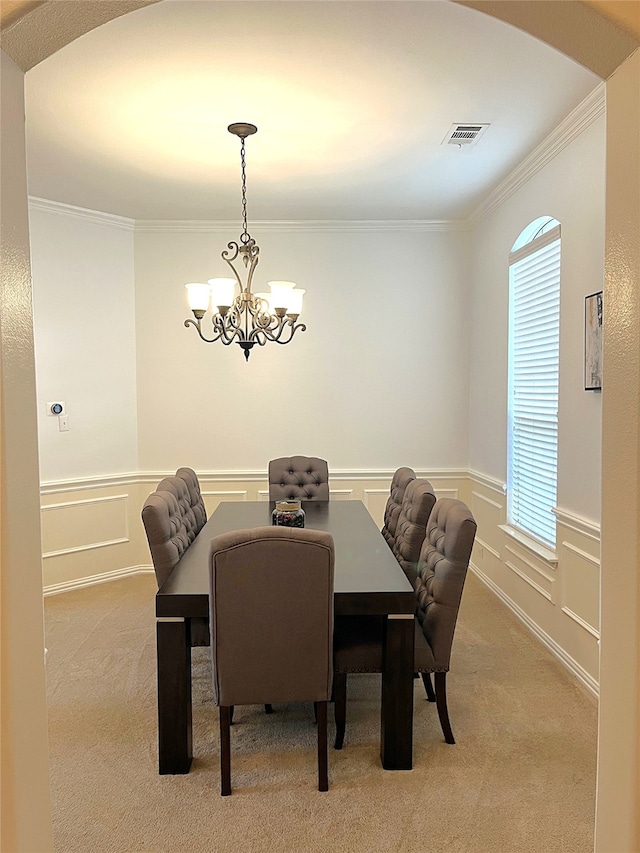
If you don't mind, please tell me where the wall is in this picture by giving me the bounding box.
[29,200,139,483]
[467,91,606,692]
[133,224,471,472]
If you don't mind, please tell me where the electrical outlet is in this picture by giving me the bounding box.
[59,415,70,432]
[47,401,65,416]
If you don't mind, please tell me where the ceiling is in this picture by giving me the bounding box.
[15,0,612,221]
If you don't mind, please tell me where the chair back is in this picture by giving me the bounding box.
[392,477,436,585]
[415,498,477,670]
[141,489,193,587]
[176,466,207,532]
[209,526,334,707]
[268,455,329,501]
[381,467,416,547]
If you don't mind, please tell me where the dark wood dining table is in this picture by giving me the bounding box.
[155,499,416,774]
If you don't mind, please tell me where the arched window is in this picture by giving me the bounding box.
[507,217,561,549]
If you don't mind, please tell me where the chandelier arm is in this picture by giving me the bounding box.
[184,318,225,345]
[214,303,245,344]
[248,317,306,345]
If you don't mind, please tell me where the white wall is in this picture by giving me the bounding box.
[468,112,605,523]
[134,225,471,473]
[30,202,138,483]
[466,98,605,690]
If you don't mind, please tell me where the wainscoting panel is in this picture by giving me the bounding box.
[555,508,601,661]
[41,480,150,592]
[468,472,600,694]
[201,490,248,516]
[41,494,129,557]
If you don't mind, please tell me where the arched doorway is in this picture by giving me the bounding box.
[1,3,638,850]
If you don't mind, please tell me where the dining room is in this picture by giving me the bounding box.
[2,1,639,851]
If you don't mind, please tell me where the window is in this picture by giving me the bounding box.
[507,218,560,550]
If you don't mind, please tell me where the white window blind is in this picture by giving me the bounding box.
[508,224,560,550]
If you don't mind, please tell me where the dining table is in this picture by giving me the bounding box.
[155,499,416,774]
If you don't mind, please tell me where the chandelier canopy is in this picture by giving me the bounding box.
[184,123,306,361]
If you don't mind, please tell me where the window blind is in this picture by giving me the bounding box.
[508,226,560,549]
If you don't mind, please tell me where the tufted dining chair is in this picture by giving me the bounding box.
[176,467,207,531]
[142,472,209,645]
[381,467,416,548]
[141,486,194,588]
[391,477,436,586]
[209,526,335,795]
[268,455,330,502]
[333,498,477,750]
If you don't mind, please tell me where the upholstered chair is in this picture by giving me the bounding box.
[176,467,207,531]
[268,456,330,501]
[209,526,335,795]
[381,467,416,548]
[333,498,477,750]
[142,475,209,645]
[155,474,201,539]
[141,489,193,588]
[391,477,436,585]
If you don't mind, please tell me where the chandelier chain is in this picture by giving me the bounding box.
[240,137,250,245]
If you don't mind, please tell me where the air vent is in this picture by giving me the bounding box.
[443,123,489,146]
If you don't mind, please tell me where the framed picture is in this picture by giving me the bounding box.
[584,290,603,391]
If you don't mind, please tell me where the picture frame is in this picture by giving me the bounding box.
[584,290,603,391]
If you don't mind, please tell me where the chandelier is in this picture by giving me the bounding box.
[184,123,306,361]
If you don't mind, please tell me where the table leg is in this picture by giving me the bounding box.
[157,617,192,774]
[380,614,414,770]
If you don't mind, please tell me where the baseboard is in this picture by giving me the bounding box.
[43,565,154,597]
[469,562,599,698]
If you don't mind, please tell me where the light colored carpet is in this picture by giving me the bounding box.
[44,572,597,853]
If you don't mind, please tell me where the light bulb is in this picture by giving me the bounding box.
[208,277,236,309]
[287,289,305,316]
[185,282,211,313]
[268,280,297,311]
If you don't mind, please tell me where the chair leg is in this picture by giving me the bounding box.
[316,700,329,791]
[313,701,318,723]
[434,672,455,744]
[264,704,273,714]
[229,705,234,725]
[333,672,347,750]
[219,706,232,795]
[421,671,436,702]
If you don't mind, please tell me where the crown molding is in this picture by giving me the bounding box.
[469,83,606,225]
[28,197,135,231]
[28,198,467,234]
[134,219,469,234]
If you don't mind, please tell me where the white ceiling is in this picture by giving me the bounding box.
[24,0,601,222]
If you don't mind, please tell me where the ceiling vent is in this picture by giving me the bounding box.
[443,123,489,146]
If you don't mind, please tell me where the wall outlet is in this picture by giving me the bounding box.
[58,415,70,432]
[47,401,65,416]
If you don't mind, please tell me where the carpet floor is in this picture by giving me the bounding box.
[44,571,597,853]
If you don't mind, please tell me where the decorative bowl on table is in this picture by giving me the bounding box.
[272,500,305,528]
